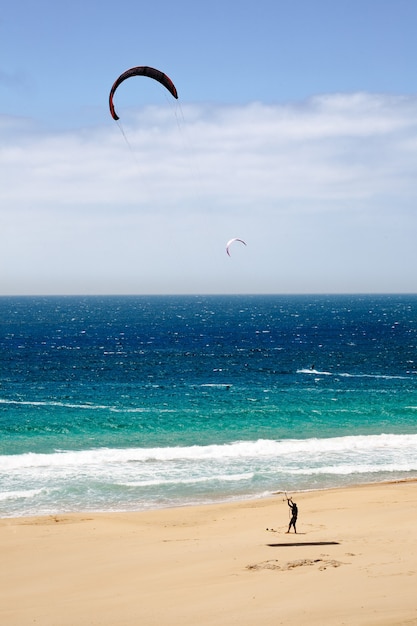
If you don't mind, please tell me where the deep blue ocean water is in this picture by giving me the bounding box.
[1,294,417,518]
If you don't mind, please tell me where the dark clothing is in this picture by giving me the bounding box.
[287,500,298,533]
[289,501,298,518]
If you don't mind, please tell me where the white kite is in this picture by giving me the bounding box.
[226,238,247,256]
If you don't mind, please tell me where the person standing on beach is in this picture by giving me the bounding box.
[286,497,298,533]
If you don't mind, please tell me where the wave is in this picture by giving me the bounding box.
[297,369,408,380]
[120,472,254,488]
[1,433,416,471]
[0,398,113,411]
[0,488,44,502]
[0,398,182,416]
[289,463,417,476]
[200,383,233,389]
[0,398,156,414]
[2,433,417,518]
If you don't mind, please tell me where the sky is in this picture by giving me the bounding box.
[1,0,417,295]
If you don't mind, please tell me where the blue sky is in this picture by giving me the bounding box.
[1,0,417,294]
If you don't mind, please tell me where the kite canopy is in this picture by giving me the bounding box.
[109,66,178,120]
[226,238,247,256]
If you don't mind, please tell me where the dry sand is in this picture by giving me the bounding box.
[1,480,417,625]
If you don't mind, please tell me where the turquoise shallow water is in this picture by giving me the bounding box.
[1,294,417,517]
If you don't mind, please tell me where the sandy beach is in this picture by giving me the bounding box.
[1,480,417,626]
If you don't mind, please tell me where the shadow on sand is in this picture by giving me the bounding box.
[267,541,340,547]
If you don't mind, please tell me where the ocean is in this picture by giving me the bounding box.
[1,294,417,518]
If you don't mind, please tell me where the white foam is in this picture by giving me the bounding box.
[297,369,408,380]
[0,488,43,501]
[1,433,416,470]
[120,472,253,488]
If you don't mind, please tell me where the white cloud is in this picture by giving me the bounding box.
[1,93,417,295]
